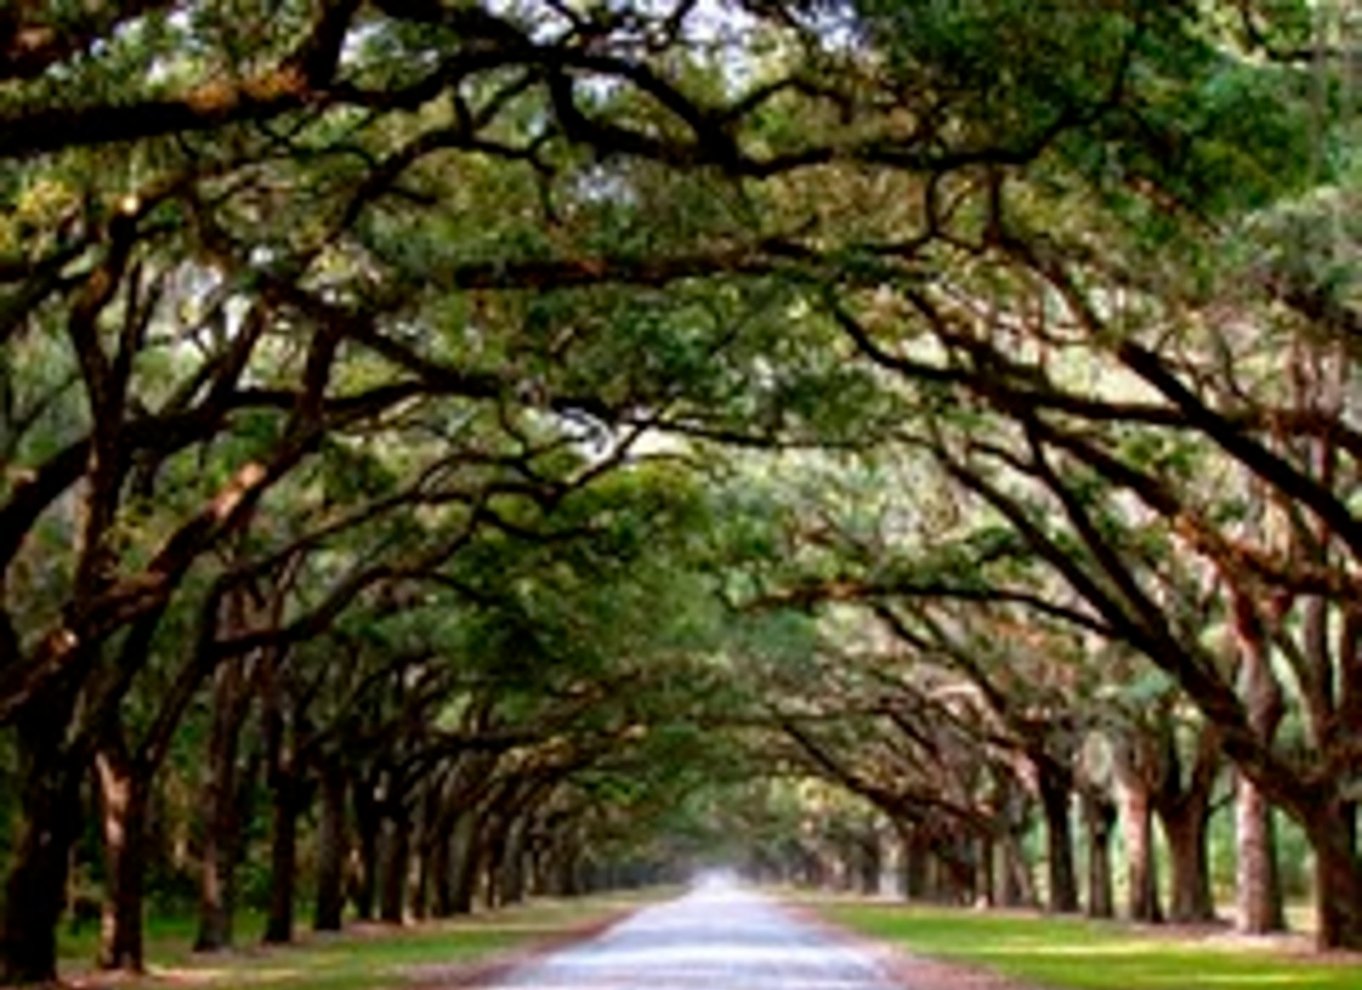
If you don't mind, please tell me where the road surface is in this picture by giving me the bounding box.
[493,880,904,990]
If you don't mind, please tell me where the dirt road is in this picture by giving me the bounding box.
[484,881,919,990]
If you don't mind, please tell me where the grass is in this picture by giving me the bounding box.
[54,891,664,990]
[813,900,1362,990]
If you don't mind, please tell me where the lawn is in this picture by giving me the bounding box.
[55,892,658,990]
[815,900,1362,990]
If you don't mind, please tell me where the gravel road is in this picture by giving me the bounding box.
[490,880,907,990]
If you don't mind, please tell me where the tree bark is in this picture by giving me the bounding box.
[0,720,82,984]
[314,762,347,932]
[999,827,1037,908]
[195,660,254,952]
[1161,797,1216,923]
[1235,773,1286,933]
[448,810,480,914]
[1037,762,1079,913]
[379,812,410,924]
[351,777,381,921]
[1304,797,1362,950]
[975,834,994,906]
[549,840,581,897]
[1233,594,1287,934]
[899,826,928,900]
[94,744,150,971]
[430,831,453,917]
[412,843,431,921]
[411,777,444,920]
[860,826,883,897]
[1082,790,1116,919]
[995,781,1036,909]
[264,773,301,944]
[1121,782,1163,923]
[481,814,509,910]
[500,817,528,905]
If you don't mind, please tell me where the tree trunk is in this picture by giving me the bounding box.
[95,745,150,971]
[314,763,347,932]
[996,781,1036,909]
[195,662,253,952]
[1235,773,1285,933]
[1,723,82,985]
[1304,797,1362,950]
[938,841,976,904]
[1161,798,1216,923]
[379,813,410,923]
[448,811,479,915]
[1038,762,1079,913]
[411,780,444,921]
[1233,595,1287,934]
[430,832,453,917]
[553,844,581,897]
[412,844,431,921]
[998,827,1036,908]
[531,838,552,893]
[899,827,928,900]
[500,818,527,905]
[351,779,381,921]
[264,774,301,944]
[1083,790,1116,919]
[1121,783,1162,923]
[976,834,995,906]
[481,815,508,910]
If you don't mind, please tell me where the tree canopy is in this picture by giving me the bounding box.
[3,0,1362,983]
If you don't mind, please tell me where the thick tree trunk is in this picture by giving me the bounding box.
[860,829,883,897]
[1083,791,1116,919]
[1304,798,1362,950]
[430,833,454,917]
[1151,719,1219,925]
[995,780,1035,909]
[481,815,509,910]
[95,746,150,971]
[1,724,82,985]
[1121,783,1163,923]
[196,663,253,953]
[500,818,528,905]
[1235,773,1285,933]
[314,763,347,932]
[899,827,928,900]
[528,840,550,897]
[264,775,301,944]
[411,780,444,921]
[448,811,480,914]
[998,827,1036,908]
[352,780,381,921]
[379,814,410,924]
[1161,799,1216,923]
[976,835,995,906]
[1038,763,1079,913]
[412,846,431,921]
[194,779,241,950]
[1233,595,1287,934]
[938,841,976,904]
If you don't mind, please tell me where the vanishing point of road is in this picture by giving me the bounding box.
[485,880,926,990]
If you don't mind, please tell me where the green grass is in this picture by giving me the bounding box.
[60,910,226,964]
[814,900,1362,990]
[56,892,663,990]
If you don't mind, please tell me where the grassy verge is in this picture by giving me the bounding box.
[813,900,1362,990]
[56,891,665,990]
